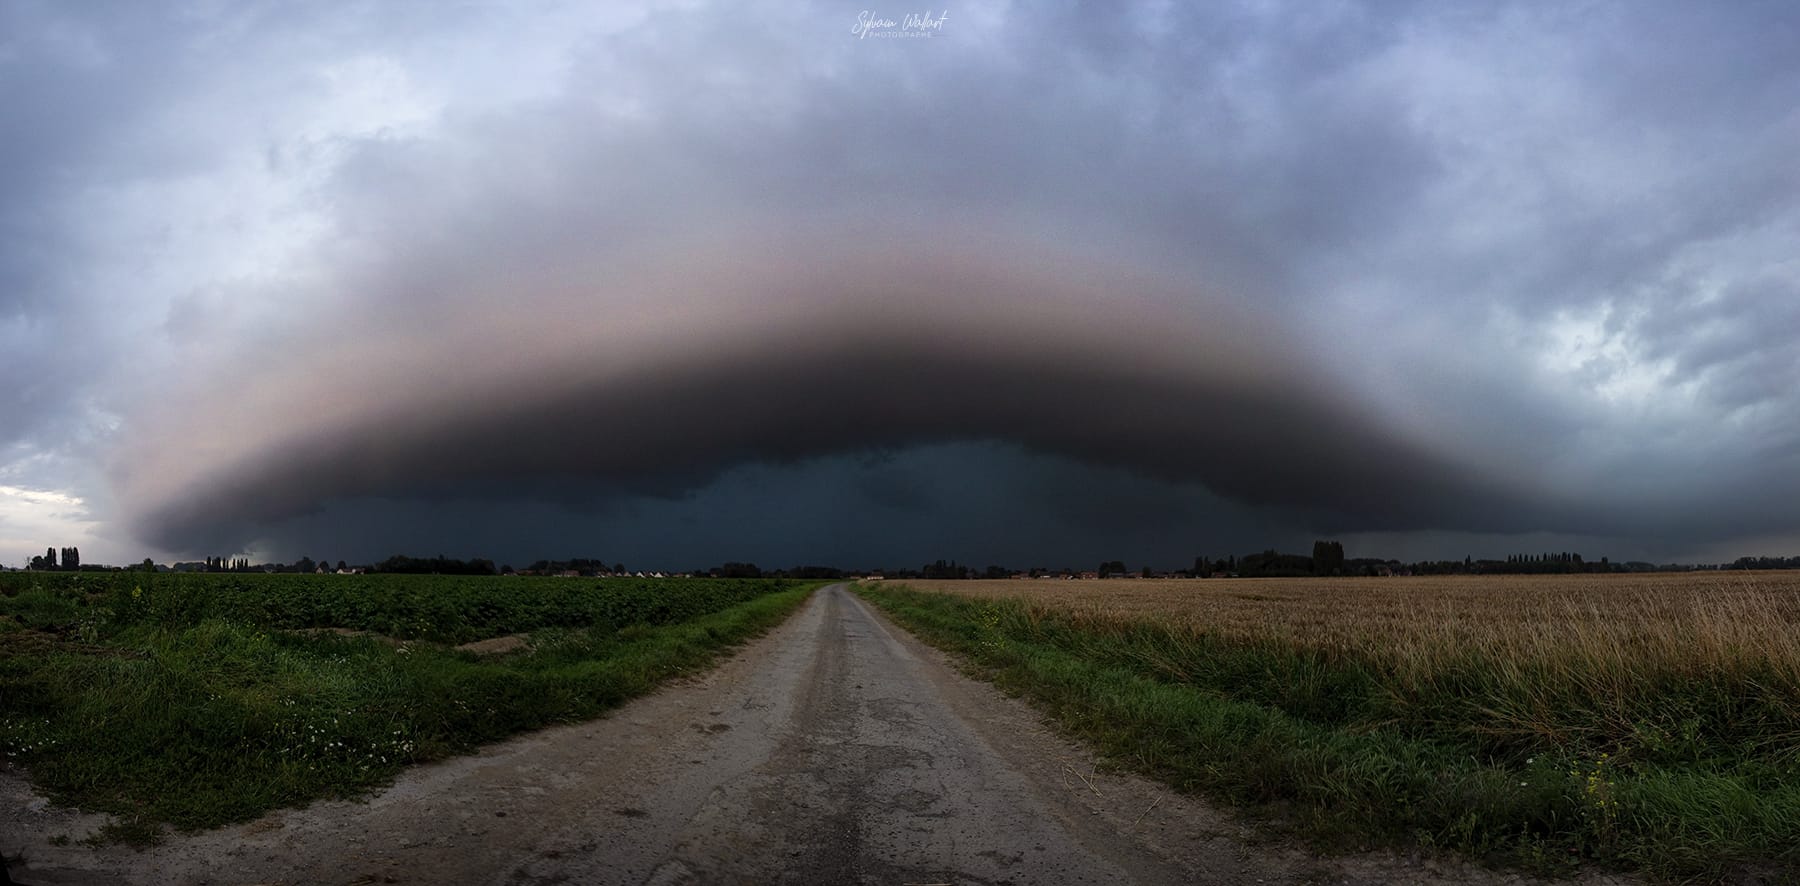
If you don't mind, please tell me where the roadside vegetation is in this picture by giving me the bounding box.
[0,572,817,844]
[859,573,1800,882]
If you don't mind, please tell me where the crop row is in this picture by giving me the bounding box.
[0,571,792,644]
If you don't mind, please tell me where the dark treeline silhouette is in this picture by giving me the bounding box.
[17,543,1800,578]
[372,554,497,575]
[523,558,622,575]
[1312,541,1347,575]
[939,539,1750,580]
[23,546,108,572]
[28,546,79,571]
[1237,549,1317,578]
[1477,552,1608,574]
[28,547,59,571]
[167,556,348,574]
[1728,555,1800,570]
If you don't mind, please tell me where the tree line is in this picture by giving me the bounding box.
[26,547,81,571]
[18,544,1800,577]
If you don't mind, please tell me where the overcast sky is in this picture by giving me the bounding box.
[3,0,1797,570]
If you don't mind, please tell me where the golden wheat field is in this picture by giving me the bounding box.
[887,571,1800,680]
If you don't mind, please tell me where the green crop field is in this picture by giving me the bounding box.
[860,573,1800,882]
[0,571,817,844]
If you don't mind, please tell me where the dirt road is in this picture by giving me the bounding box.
[4,584,1612,885]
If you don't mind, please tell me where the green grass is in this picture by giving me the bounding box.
[857,583,1800,883]
[0,573,819,842]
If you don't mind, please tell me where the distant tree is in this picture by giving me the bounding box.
[140,558,157,572]
[46,547,58,570]
[336,560,347,572]
[294,556,316,574]
[1310,541,1345,576]
[1098,560,1127,578]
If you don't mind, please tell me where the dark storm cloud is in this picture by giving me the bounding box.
[115,0,1800,556]
[249,444,1311,572]
[2,0,1795,562]
[112,238,1555,554]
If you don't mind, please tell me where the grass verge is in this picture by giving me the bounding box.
[857,582,1800,883]
[1,576,820,843]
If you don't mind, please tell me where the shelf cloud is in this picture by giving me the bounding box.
[4,1,1798,565]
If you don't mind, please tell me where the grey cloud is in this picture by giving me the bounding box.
[0,0,1794,564]
[0,2,329,448]
[113,234,1554,554]
[1634,275,1800,413]
[114,0,1800,558]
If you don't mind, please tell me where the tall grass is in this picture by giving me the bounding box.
[863,574,1800,881]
